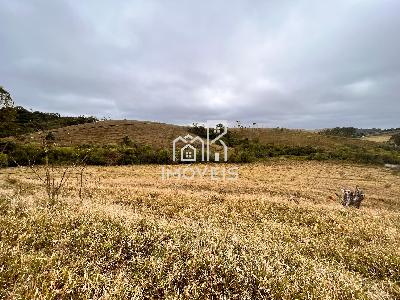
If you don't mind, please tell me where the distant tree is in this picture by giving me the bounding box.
[0,86,14,108]
[188,123,207,138]
[390,133,400,146]
[120,135,133,147]
[45,132,56,142]
[321,127,360,138]
[215,123,224,132]
[0,86,17,136]
[0,103,98,138]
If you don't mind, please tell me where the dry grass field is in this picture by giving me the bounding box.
[0,161,399,299]
[362,135,393,143]
[233,128,381,149]
[22,120,190,148]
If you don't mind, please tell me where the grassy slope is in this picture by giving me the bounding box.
[3,121,399,166]
[0,106,96,138]
[0,161,399,299]
[16,120,190,149]
[360,130,400,143]
[232,128,382,149]
[11,121,391,150]
[362,135,393,143]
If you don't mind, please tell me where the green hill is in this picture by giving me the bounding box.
[0,106,97,138]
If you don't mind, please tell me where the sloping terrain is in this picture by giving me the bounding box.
[15,121,387,150]
[232,127,383,150]
[22,120,190,149]
[361,130,400,144]
[0,106,96,138]
[362,134,393,143]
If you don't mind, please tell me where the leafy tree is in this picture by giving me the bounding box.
[45,132,56,142]
[321,127,360,138]
[0,86,14,108]
[120,135,133,147]
[0,105,97,138]
[0,86,17,137]
[390,133,400,146]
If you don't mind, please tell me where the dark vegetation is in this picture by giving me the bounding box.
[0,140,171,167]
[230,139,400,164]
[1,133,399,167]
[321,126,400,138]
[390,133,400,147]
[0,106,97,138]
[0,87,96,138]
[321,127,361,138]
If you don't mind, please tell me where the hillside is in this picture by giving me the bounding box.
[9,120,391,150]
[0,106,396,152]
[19,120,190,149]
[0,106,97,138]
[1,120,400,167]
[232,128,381,150]
[362,134,393,143]
[361,130,400,143]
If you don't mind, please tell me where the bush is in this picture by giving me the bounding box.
[8,144,45,166]
[45,131,56,142]
[390,133,400,147]
[0,153,8,167]
[118,147,138,165]
[2,136,399,167]
[120,136,133,147]
[309,152,330,161]
[231,150,256,163]
[156,149,172,164]
[84,148,104,165]
[321,127,361,138]
[48,147,78,164]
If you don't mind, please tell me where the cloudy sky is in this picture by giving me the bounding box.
[1,0,399,128]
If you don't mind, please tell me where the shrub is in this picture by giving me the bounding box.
[45,131,56,142]
[0,153,8,167]
[48,147,78,164]
[390,133,400,147]
[8,144,45,166]
[85,148,109,165]
[231,150,256,163]
[118,147,138,165]
[321,127,361,138]
[156,149,172,164]
[120,136,133,147]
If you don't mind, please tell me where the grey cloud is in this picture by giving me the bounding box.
[0,0,399,128]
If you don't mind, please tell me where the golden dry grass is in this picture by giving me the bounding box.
[0,161,399,299]
[10,120,383,152]
[362,135,392,143]
[22,120,190,148]
[232,128,380,149]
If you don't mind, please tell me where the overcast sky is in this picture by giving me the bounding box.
[1,0,399,128]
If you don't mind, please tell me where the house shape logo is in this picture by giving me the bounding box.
[173,121,228,162]
[173,134,205,162]
[181,144,196,162]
